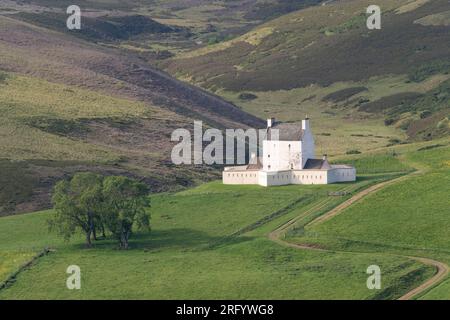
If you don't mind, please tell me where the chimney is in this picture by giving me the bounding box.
[267,118,275,128]
[302,116,310,131]
[250,152,257,164]
[322,154,327,161]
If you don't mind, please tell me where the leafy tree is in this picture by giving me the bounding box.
[102,176,150,249]
[49,172,103,247]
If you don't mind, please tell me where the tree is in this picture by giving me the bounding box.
[102,176,150,249]
[49,172,103,247]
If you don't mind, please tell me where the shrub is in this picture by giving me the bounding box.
[408,60,450,83]
[437,118,449,129]
[384,118,397,126]
[420,110,432,119]
[238,93,258,101]
[0,71,8,83]
[346,149,361,155]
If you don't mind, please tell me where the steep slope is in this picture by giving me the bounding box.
[0,14,264,215]
[0,15,263,129]
[163,0,450,142]
[164,0,450,91]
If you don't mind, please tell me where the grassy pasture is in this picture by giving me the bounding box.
[334,153,413,174]
[287,142,450,299]
[0,170,431,299]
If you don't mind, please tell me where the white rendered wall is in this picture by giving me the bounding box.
[263,140,302,171]
[260,170,292,186]
[301,123,315,168]
[291,170,328,185]
[223,171,259,184]
[327,168,356,183]
[222,168,355,186]
[260,170,328,186]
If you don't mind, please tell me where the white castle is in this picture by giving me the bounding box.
[223,118,356,186]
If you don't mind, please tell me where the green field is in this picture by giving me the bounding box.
[286,140,450,299]
[0,164,435,299]
[1,0,449,300]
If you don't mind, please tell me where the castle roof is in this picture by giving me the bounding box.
[267,122,304,141]
[246,157,263,170]
[303,158,331,170]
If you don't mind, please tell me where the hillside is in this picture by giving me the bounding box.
[1,0,450,302]
[0,12,264,215]
[163,0,450,142]
[0,154,436,299]
[286,139,450,299]
[0,0,341,216]
[0,0,325,57]
[1,138,449,299]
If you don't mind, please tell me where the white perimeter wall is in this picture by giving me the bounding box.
[259,170,328,186]
[223,171,259,184]
[327,168,356,183]
[223,168,356,186]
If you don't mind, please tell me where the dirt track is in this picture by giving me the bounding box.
[268,172,449,300]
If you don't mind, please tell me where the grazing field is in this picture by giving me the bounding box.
[0,169,433,299]
[334,153,413,174]
[0,0,449,300]
[286,141,450,299]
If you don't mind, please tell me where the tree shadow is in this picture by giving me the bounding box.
[71,228,254,251]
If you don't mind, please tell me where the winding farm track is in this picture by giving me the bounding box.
[268,171,449,300]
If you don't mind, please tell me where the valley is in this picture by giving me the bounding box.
[0,0,449,301]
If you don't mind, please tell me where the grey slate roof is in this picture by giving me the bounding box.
[303,159,331,170]
[331,164,354,169]
[267,122,304,141]
[246,157,263,170]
